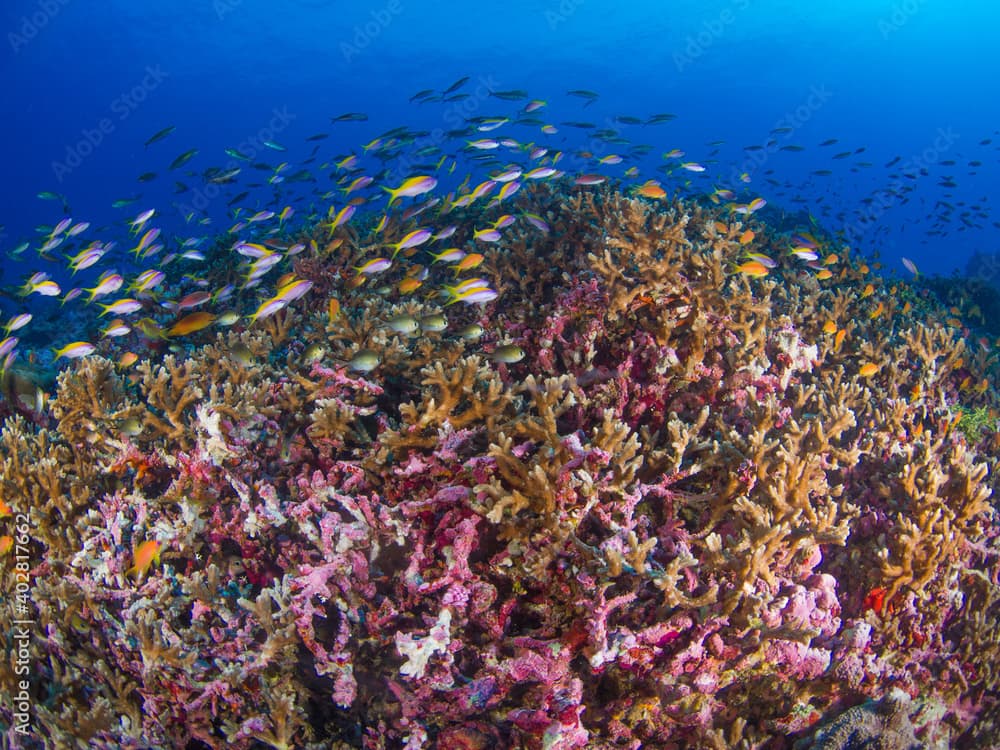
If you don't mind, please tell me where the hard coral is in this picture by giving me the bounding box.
[1,184,998,749]
[793,690,922,750]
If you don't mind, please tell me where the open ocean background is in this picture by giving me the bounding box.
[3,4,1000,747]
[1,0,998,289]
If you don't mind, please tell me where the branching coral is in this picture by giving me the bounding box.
[136,354,205,447]
[390,355,512,451]
[1,183,997,749]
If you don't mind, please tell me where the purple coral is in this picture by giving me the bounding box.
[0,184,997,749]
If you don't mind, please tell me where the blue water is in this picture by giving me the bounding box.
[1,0,998,291]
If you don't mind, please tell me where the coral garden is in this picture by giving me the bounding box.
[1,185,999,748]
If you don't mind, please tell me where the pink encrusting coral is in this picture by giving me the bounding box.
[0,184,998,748]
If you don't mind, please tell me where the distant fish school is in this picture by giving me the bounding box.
[2,77,995,378]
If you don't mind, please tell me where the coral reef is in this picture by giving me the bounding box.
[792,690,922,750]
[1,184,998,748]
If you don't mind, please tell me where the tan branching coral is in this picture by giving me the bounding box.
[258,308,296,348]
[708,401,859,615]
[48,356,143,452]
[0,416,105,554]
[955,566,1000,696]
[307,397,372,447]
[877,439,992,603]
[388,355,513,450]
[137,355,205,446]
[2,179,998,749]
[472,376,654,581]
[586,195,694,321]
[225,680,307,750]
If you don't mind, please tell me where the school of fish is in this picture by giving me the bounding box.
[2,77,997,383]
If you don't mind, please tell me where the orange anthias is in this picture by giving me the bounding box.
[167,311,216,337]
[858,362,880,377]
[127,540,161,578]
[635,181,666,199]
[734,260,770,278]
